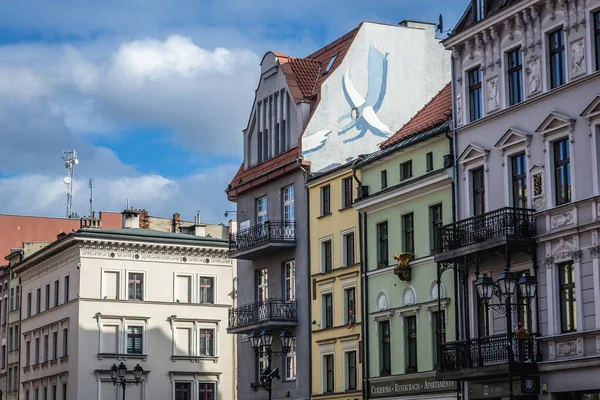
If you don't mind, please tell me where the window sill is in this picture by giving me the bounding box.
[171,355,218,363]
[41,361,49,368]
[59,355,69,363]
[338,205,353,212]
[32,364,39,371]
[22,366,30,373]
[98,353,148,361]
[50,359,58,367]
[317,213,332,219]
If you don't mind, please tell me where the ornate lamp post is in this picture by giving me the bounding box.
[249,328,295,400]
[109,362,144,400]
[475,268,538,399]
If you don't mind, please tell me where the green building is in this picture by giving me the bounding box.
[354,85,458,400]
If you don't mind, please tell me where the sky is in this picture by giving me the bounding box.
[0,0,467,224]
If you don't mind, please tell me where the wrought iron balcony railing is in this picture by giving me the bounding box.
[228,221,296,256]
[439,333,539,371]
[228,299,298,330]
[436,207,536,253]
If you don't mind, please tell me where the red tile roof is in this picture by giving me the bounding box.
[380,82,452,149]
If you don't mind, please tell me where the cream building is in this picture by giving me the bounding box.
[13,217,235,400]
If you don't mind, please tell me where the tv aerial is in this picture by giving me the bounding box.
[62,150,78,218]
[436,14,452,36]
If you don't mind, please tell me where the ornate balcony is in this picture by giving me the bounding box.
[437,334,539,381]
[228,221,296,259]
[227,298,298,334]
[435,207,536,262]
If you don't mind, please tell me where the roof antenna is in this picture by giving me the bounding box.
[437,14,452,37]
[89,179,93,217]
[62,150,78,218]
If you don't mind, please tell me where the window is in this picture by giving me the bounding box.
[283,185,295,223]
[199,277,214,304]
[380,321,391,376]
[342,177,353,208]
[128,272,144,301]
[7,367,11,390]
[322,240,332,272]
[102,271,120,300]
[15,325,19,350]
[127,326,143,354]
[62,328,68,357]
[257,130,263,164]
[52,386,57,400]
[516,281,531,332]
[174,382,192,400]
[468,67,482,121]
[8,327,12,351]
[16,285,20,310]
[343,232,355,267]
[380,170,388,189]
[54,280,59,307]
[285,338,296,380]
[403,213,414,254]
[256,196,267,225]
[175,328,192,356]
[199,329,214,356]
[62,383,67,400]
[406,315,418,373]
[472,167,485,215]
[25,340,30,367]
[324,53,338,74]
[284,261,295,301]
[346,351,357,391]
[43,334,48,362]
[45,284,50,310]
[324,354,334,393]
[475,0,485,21]
[26,391,29,400]
[323,293,333,328]
[377,222,389,267]
[1,345,4,369]
[256,269,268,302]
[559,262,576,333]
[35,389,39,400]
[36,288,41,314]
[400,160,413,180]
[198,383,215,400]
[64,276,69,303]
[549,28,566,88]
[44,387,47,400]
[430,204,443,252]
[554,138,571,205]
[34,337,39,364]
[53,332,58,360]
[507,47,523,105]
[10,288,14,311]
[175,275,192,303]
[344,287,356,324]
[595,11,600,71]
[512,153,527,208]
[426,152,434,171]
[477,290,490,336]
[321,185,331,215]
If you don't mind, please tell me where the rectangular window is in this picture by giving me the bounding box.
[468,67,482,121]
[62,383,67,400]
[199,329,214,356]
[16,286,20,310]
[346,350,357,391]
[34,337,39,364]
[8,327,12,351]
[199,277,215,304]
[595,11,600,71]
[198,383,215,400]
[432,311,446,367]
[1,345,4,369]
[426,151,434,171]
[256,268,268,302]
[285,338,296,380]
[62,328,68,357]
[380,321,391,376]
[342,177,353,208]
[52,386,57,400]
[27,293,31,317]
[475,0,485,21]
[377,222,389,267]
[127,326,143,354]
[344,232,355,267]
[559,262,577,333]
[400,160,413,180]
[507,47,523,105]
[26,340,31,367]
[345,287,356,325]
[554,138,571,205]
[283,185,295,223]
[175,275,192,303]
[45,284,50,310]
[10,287,14,311]
[430,204,443,252]
[324,354,334,393]
[549,28,566,88]
[35,389,39,400]
[43,334,48,362]
[323,293,333,328]
[322,240,332,272]
[175,328,192,356]
[403,213,415,254]
[54,280,59,307]
[7,367,11,391]
[256,196,267,225]
[15,326,19,350]
[36,288,41,314]
[406,315,418,373]
[174,382,192,400]
[381,170,388,189]
[321,185,331,215]
[128,272,144,301]
[102,271,120,300]
[512,153,527,208]
[64,276,69,303]
[257,130,263,164]
[284,261,295,301]
[53,331,58,360]
[472,167,485,215]
[477,289,490,336]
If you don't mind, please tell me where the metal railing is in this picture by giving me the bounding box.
[439,333,538,371]
[229,221,296,255]
[228,299,298,330]
[436,207,536,253]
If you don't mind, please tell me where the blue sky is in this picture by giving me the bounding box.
[0,0,467,223]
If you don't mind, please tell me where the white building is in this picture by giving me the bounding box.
[14,218,235,400]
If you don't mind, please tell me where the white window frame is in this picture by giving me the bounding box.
[173,273,194,303]
[343,286,357,325]
[96,316,149,357]
[198,274,217,305]
[321,290,334,329]
[101,268,122,300]
[125,269,147,301]
[495,128,532,208]
[256,196,268,225]
[319,235,334,273]
[342,347,358,391]
[458,144,489,218]
[125,323,146,355]
[321,352,335,394]
[283,260,295,301]
[197,380,219,400]
[282,185,295,222]
[256,268,269,302]
[197,325,218,357]
[340,228,356,268]
[469,270,493,338]
[284,337,296,381]
[173,323,194,357]
[171,319,219,359]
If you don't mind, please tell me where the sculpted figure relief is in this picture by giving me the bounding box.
[527,55,541,94]
[487,77,500,111]
[572,39,585,76]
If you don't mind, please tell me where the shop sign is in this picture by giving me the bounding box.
[369,376,456,398]
[469,380,524,399]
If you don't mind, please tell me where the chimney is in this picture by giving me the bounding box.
[172,213,181,233]
[138,209,150,230]
[196,210,201,226]
[122,209,140,229]
[80,211,102,229]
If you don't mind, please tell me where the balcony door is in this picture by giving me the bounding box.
[282,185,295,239]
[284,261,295,302]
[256,268,269,320]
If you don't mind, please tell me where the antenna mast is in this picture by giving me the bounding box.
[62,150,78,218]
[89,179,93,217]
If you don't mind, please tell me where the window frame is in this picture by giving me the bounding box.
[255,268,269,303]
[53,280,59,308]
[468,67,483,121]
[432,310,446,368]
[283,260,296,301]
[507,46,523,106]
[256,196,268,225]
[595,11,600,71]
[321,185,331,216]
[426,151,434,172]
[321,239,333,273]
[126,325,144,355]
[284,337,296,381]
[402,213,415,254]
[553,138,571,206]
[198,382,216,400]
[64,275,70,304]
[322,292,333,328]
[344,349,357,391]
[472,167,486,216]
[558,261,577,333]
[405,315,418,373]
[127,270,146,301]
[323,353,335,393]
[342,177,353,208]
[341,229,355,267]
[548,28,566,89]
[198,327,216,357]
[282,185,295,223]
[511,152,528,208]
[376,221,389,268]
[36,287,41,314]
[379,320,391,376]
[381,169,388,189]
[174,382,192,400]
[400,160,413,181]
[198,275,216,304]
[45,284,50,311]
[430,204,443,253]
[344,287,356,325]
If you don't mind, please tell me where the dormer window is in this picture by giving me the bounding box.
[323,54,338,75]
[475,0,485,22]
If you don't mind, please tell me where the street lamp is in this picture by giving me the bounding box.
[109,362,144,400]
[249,328,295,400]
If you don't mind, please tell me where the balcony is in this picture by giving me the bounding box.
[227,298,298,334]
[228,221,296,259]
[437,333,539,381]
[435,207,536,262]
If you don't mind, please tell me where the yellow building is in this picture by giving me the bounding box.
[308,163,362,400]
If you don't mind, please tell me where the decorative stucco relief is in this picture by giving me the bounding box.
[526,55,541,95]
[551,210,575,228]
[403,286,416,306]
[430,282,445,300]
[569,0,578,31]
[571,38,585,77]
[556,338,583,357]
[546,0,555,20]
[456,95,463,126]
[589,245,600,259]
[376,291,390,311]
[505,19,514,40]
[487,76,500,112]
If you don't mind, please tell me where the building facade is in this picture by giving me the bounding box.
[439,0,600,398]
[13,220,235,400]
[354,85,457,400]
[308,164,362,400]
